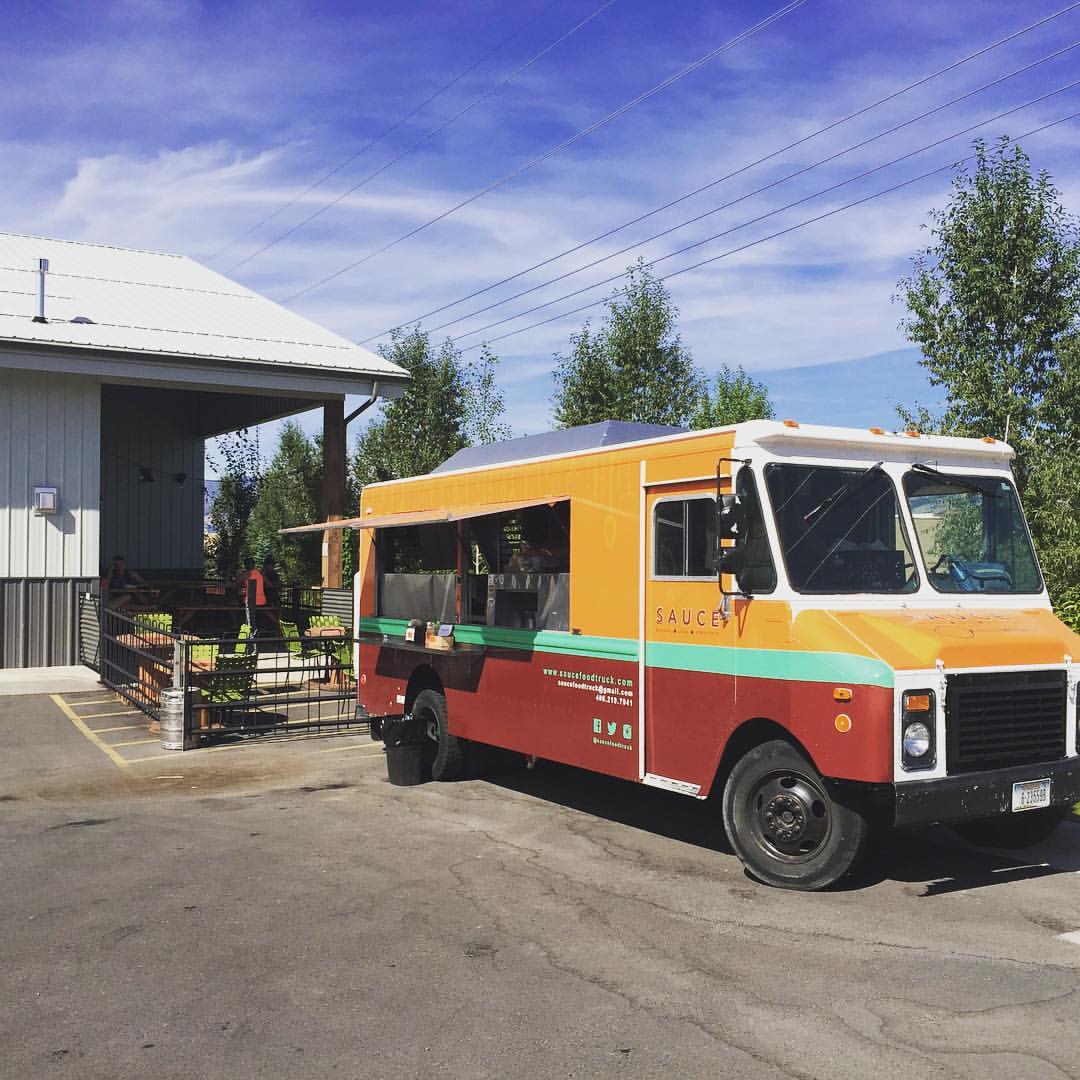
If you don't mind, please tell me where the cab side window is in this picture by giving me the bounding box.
[735,469,777,594]
[653,498,716,578]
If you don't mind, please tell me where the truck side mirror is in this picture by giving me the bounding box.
[716,546,746,574]
[716,494,747,541]
[715,491,751,594]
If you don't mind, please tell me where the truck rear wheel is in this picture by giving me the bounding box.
[413,688,466,782]
[954,807,1068,849]
[723,739,870,891]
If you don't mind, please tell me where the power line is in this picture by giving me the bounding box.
[207,0,564,263]
[224,0,617,274]
[452,81,1080,341]
[282,0,812,304]
[362,1,1080,341]
[423,39,1080,337]
[448,102,1080,353]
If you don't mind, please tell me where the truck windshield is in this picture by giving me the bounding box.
[902,470,1042,593]
[765,464,918,593]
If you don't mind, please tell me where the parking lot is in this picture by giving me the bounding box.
[2,687,1080,1079]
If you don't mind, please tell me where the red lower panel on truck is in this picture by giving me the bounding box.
[359,643,641,780]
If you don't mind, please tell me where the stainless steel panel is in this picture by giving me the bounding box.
[379,574,456,623]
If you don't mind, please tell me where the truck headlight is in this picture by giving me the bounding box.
[901,689,936,770]
[903,721,932,759]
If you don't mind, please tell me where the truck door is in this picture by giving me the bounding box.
[642,465,778,795]
[642,474,738,795]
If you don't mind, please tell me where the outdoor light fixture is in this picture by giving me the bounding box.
[173,472,187,486]
[32,486,57,514]
[138,468,155,483]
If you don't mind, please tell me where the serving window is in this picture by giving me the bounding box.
[375,501,572,631]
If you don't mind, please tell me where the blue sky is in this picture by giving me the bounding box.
[3,0,1077,460]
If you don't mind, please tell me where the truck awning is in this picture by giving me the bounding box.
[278,496,566,535]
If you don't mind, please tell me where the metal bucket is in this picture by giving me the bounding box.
[160,688,192,751]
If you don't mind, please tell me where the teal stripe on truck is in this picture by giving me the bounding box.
[357,617,638,662]
[645,641,893,687]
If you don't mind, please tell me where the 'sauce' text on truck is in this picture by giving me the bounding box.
[341,421,1080,890]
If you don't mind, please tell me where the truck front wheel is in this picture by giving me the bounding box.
[723,739,871,890]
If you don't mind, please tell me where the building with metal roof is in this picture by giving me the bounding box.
[0,231,407,669]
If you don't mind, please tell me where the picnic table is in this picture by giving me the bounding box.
[173,603,247,632]
[115,631,199,705]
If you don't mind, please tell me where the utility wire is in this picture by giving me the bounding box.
[224,0,616,273]
[362,0,1080,341]
[282,0,812,304]
[424,39,1080,336]
[447,99,1080,352]
[207,0,564,263]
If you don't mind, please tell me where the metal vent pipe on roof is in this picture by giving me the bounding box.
[32,258,48,323]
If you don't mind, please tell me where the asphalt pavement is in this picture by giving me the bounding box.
[2,689,1079,1079]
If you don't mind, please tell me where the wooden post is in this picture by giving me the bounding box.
[322,399,346,589]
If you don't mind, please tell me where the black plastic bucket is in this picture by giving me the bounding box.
[386,742,426,786]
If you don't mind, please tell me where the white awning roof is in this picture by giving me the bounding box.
[279,496,566,535]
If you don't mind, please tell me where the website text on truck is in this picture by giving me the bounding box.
[340,420,1080,890]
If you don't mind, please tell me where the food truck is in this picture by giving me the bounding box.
[348,420,1080,890]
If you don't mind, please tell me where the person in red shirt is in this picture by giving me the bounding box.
[237,557,266,635]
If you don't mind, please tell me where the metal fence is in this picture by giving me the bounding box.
[176,629,360,739]
[98,607,182,721]
[78,591,101,672]
[90,588,366,745]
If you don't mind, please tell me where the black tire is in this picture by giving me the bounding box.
[954,806,1068,849]
[412,688,466,782]
[723,739,870,891]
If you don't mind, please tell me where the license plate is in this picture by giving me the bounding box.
[1011,778,1051,812]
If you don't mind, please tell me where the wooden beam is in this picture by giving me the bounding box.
[322,399,346,589]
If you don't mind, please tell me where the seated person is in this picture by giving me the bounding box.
[104,555,147,611]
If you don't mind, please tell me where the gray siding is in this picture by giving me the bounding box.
[0,371,100,578]
[0,578,97,668]
[100,387,204,571]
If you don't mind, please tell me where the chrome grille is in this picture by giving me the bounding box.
[945,669,1066,774]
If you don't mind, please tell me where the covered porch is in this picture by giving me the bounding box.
[0,230,407,669]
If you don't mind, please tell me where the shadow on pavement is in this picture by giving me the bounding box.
[486,759,1080,894]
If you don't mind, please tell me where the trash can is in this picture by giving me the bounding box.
[382,712,427,786]
[385,742,426,786]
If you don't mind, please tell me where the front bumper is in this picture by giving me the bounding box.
[893,758,1080,827]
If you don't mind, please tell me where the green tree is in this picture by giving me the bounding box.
[463,346,513,446]
[897,137,1080,618]
[689,364,775,428]
[553,261,702,427]
[246,422,323,585]
[352,327,510,487]
[207,428,262,580]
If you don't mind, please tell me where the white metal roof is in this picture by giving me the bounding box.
[366,420,1014,489]
[0,231,406,381]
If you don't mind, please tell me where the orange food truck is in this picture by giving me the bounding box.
[344,420,1080,889]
